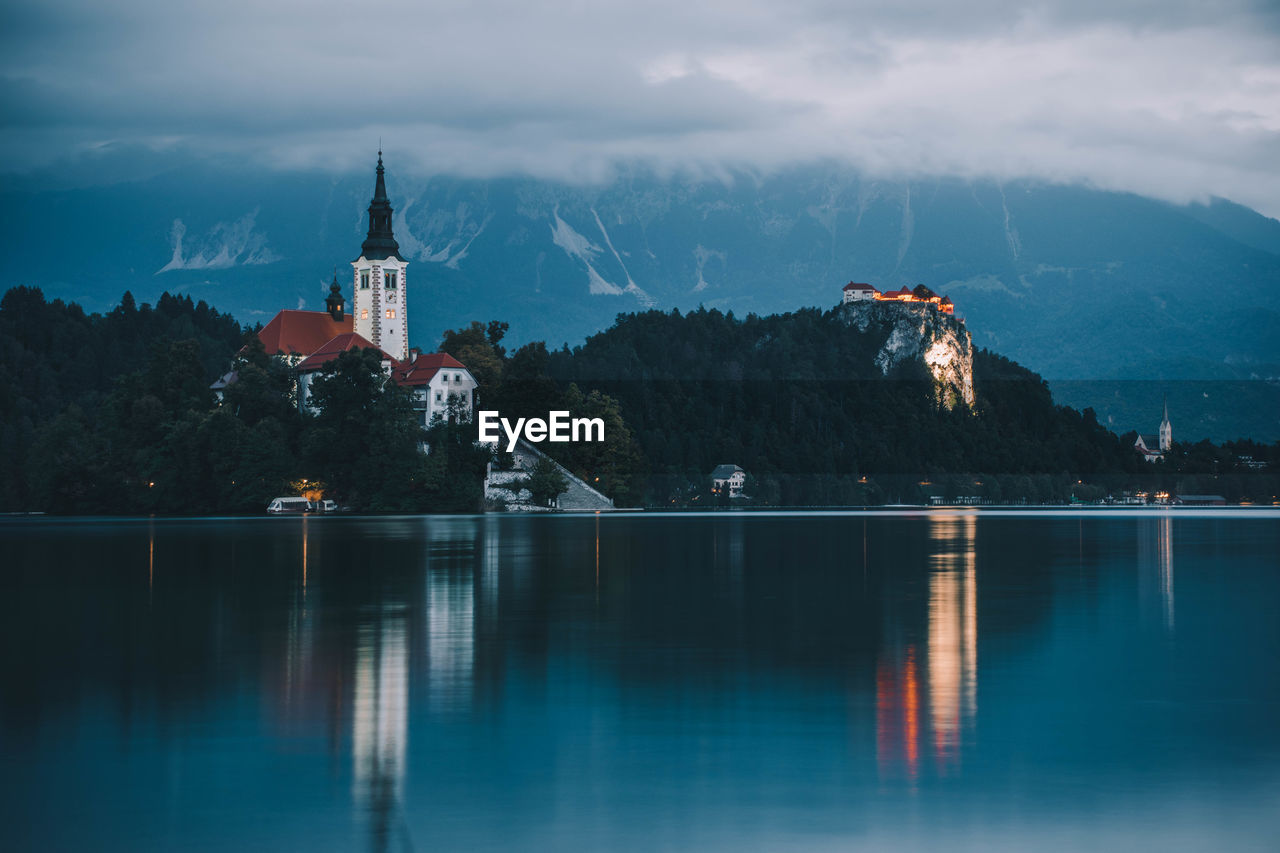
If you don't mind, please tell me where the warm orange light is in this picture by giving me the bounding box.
[904,647,919,778]
[872,291,955,310]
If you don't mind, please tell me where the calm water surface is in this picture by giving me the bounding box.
[1,511,1278,851]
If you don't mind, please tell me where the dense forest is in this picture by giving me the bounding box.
[454,307,1279,505]
[1,288,1275,513]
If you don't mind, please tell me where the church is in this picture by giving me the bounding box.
[1134,397,1172,462]
[217,153,477,428]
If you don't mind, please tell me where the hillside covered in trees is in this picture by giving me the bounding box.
[0,288,487,514]
[1,288,1275,513]
[446,306,1277,506]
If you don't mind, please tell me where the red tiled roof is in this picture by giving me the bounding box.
[258,310,353,357]
[394,351,467,386]
[296,333,392,372]
[843,281,877,291]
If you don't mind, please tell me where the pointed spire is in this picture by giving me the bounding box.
[373,149,388,202]
[359,149,403,262]
[1159,392,1172,452]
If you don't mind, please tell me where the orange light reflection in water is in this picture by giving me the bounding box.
[147,521,154,607]
[876,514,979,783]
[302,516,308,594]
[876,644,922,784]
[927,514,977,771]
[903,647,919,779]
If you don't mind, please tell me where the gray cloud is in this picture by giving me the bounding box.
[2,0,1279,215]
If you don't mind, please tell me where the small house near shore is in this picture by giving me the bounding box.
[711,464,747,498]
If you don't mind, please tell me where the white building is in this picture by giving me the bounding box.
[352,151,409,362]
[711,464,747,497]
[842,281,880,303]
[393,350,477,427]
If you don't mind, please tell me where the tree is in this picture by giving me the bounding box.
[525,456,568,507]
[554,384,646,506]
[221,335,298,429]
[418,404,493,512]
[440,320,506,393]
[28,405,112,513]
[302,348,424,509]
[497,341,560,417]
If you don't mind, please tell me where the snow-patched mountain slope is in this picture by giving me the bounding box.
[5,165,1277,387]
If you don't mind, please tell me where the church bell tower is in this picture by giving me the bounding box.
[352,151,408,360]
[1159,395,1172,452]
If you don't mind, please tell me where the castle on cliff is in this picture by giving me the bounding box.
[843,281,955,314]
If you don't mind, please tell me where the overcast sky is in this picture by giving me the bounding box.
[3,0,1279,215]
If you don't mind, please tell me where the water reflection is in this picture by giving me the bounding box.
[352,605,408,851]
[877,513,979,781]
[928,514,978,768]
[147,519,154,606]
[7,513,1276,851]
[1159,516,1174,630]
[877,645,922,780]
[302,515,308,593]
[426,555,475,712]
[1139,516,1175,631]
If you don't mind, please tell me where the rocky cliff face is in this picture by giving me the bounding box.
[837,301,975,409]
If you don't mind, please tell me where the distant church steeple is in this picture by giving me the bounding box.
[351,150,409,360]
[1159,394,1172,452]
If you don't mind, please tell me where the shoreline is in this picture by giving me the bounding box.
[4,504,1279,523]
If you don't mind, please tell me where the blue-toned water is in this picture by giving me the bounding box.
[1,511,1277,851]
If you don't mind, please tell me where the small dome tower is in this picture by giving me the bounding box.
[325,271,346,321]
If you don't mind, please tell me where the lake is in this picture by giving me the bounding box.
[1,511,1278,851]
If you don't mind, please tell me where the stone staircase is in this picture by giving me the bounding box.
[484,439,615,512]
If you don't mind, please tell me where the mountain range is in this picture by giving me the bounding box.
[2,160,1276,439]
